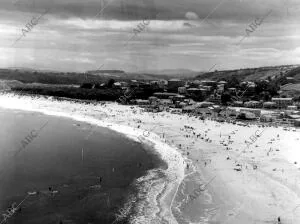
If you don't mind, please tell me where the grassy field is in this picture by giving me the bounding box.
[196,65,300,81]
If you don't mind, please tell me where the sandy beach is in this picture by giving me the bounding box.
[0,93,300,224]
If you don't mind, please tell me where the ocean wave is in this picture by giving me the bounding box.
[109,124,185,224]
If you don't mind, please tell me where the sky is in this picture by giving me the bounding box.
[0,0,300,72]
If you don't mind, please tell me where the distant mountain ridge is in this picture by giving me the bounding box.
[86,68,200,80]
[0,64,299,85]
[5,67,60,73]
[87,70,125,74]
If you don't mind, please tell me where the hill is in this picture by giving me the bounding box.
[282,66,300,81]
[0,65,300,86]
[87,69,199,80]
[0,69,107,85]
[195,65,299,82]
[280,83,300,98]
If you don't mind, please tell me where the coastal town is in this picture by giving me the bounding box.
[79,75,300,128]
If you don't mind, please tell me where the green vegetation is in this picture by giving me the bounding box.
[0,69,107,85]
[11,85,123,101]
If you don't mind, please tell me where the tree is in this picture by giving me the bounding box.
[107,79,115,88]
[266,82,279,96]
[255,80,268,94]
[226,76,240,88]
[221,92,231,105]
[80,83,93,89]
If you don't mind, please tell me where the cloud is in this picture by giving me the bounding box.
[61,57,95,64]
[0,0,299,72]
[185,11,199,20]
[53,17,188,32]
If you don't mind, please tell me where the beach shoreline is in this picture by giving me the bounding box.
[0,93,185,224]
[1,93,300,224]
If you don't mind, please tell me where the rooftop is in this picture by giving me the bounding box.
[272,98,293,100]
